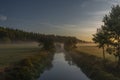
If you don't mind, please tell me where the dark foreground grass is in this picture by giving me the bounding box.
[0,50,54,80]
[0,44,40,68]
[69,49,120,80]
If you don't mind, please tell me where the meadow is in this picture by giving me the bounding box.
[67,43,120,80]
[0,42,116,68]
[0,42,55,80]
[76,43,116,61]
[0,42,40,68]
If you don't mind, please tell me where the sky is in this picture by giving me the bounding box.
[0,0,120,41]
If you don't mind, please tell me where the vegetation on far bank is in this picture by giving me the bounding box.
[68,48,120,80]
[0,44,40,68]
[0,50,54,80]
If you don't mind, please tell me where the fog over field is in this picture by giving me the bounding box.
[0,42,39,48]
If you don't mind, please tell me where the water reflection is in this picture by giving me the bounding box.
[38,52,90,80]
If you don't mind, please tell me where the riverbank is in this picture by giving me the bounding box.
[0,50,54,80]
[69,49,120,80]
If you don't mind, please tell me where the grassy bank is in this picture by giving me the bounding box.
[0,43,54,80]
[0,43,40,68]
[0,50,54,80]
[69,49,120,80]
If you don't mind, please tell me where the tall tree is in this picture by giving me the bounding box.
[93,5,120,67]
[93,26,110,61]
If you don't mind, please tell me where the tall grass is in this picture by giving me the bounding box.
[0,43,40,67]
[69,50,120,80]
[0,51,54,80]
[0,43,54,80]
[76,46,116,61]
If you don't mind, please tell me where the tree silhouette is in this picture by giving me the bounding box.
[93,5,120,67]
[93,26,110,62]
[39,37,55,51]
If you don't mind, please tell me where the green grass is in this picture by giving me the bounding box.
[66,43,120,80]
[76,44,116,61]
[0,48,54,80]
[69,50,120,80]
[0,43,40,68]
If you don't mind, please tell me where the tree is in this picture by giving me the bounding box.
[93,26,110,61]
[93,5,120,67]
[39,37,55,51]
[64,37,78,50]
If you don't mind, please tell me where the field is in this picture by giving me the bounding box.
[76,43,116,61]
[0,43,116,68]
[0,42,40,68]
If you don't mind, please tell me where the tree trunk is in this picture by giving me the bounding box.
[117,36,120,68]
[102,46,105,60]
[102,46,106,66]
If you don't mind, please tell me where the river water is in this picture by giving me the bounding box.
[38,51,90,80]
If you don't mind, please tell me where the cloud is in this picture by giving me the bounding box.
[80,1,89,8]
[106,0,120,5]
[91,10,109,16]
[0,15,7,21]
[93,0,120,5]
[86,10,110,18]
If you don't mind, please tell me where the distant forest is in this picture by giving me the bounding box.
[0,26,84,43]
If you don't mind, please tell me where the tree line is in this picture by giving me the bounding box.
[0,26,78,42]
[0,26,80,50]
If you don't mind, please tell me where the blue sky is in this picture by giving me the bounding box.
[0,0,120,41]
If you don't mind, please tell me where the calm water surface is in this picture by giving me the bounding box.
[38,52,90,80]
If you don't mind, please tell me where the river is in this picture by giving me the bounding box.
[37,50,90,80]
